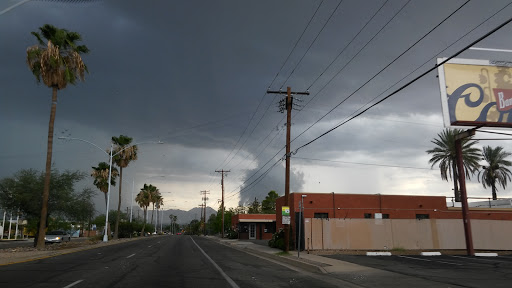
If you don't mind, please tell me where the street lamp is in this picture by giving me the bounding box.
[58,136,163,242]
[298,194,307,258]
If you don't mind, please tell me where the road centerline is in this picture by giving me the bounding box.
[190,236,240,288]
[126,253,136,258]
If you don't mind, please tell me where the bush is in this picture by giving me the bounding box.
[268,228,294,251]
[226,229,238,239]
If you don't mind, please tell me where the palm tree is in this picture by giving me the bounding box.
[150,189,161,227]
[135,184,153,236]
[154,194,164,232]
[27,24,89,249]
[91,162,118,239]
[91,162,119,206]
[111,135,138,239]
[426,128,481,202]
[478,146,512,200]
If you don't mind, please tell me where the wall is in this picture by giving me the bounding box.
[304,218,512,250]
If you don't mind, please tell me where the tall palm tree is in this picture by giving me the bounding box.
[154,194,164,232]
[27,24,89,249]
[150,188,161,227]
[111,135,138,239]
[426,128,481,202]
[91,162,119,206]
[135,184,153,235]
[478,146,512,200]
[91,162,118,239]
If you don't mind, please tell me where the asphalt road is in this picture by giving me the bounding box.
[325,254,512,288]
[0,236,351,288]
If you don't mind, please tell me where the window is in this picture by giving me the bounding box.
[364,213,372,219]
[264,222,276,234]
[416,214,429,220]
[314,213,329,219]
[382,214,389,219]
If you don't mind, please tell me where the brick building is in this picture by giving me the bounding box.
[231,214,276,240]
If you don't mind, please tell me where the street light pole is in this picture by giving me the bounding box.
[103,143,113,242]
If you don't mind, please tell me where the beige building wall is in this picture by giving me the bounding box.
[303,218,512,250]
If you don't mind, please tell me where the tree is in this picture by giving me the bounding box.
[426,129,481,202]
[26,24,89,249]
[478,146,512,200]
[0,169,87,237]
[262,190,279,214]
[135,184,156,235]
[247,197,261,214]
[111,135,138,239]
[154,193,163,232]
[91,162,119,206]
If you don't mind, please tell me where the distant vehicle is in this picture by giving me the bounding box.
[44,230,71,243]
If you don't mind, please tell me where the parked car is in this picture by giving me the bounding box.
[44,230,71,243]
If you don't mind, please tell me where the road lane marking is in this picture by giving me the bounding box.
[451,255,507,263]
[127,253,136,258]
[398,255,461,266]
[190,237,240,288]
[62,279,83,288]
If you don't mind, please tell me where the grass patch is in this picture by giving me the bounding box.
[275,251,290,256]
[391,247,406,252]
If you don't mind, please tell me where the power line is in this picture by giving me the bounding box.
[224,2,512,200]
[292,15,512,155]
[292,0,411,123]
[280,0,344,89]
[291,0,470,145]
[215,0,325,171]
[292,156,431,170]
[305,0,389,91]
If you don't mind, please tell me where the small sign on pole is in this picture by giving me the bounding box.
[282,206,290,225]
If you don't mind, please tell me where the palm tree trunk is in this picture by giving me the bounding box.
[492,183,497,200]
[141,207,147,235]
[151,203,155,226]
[452,163,461,202]
[36,87,58,249]
[114,167,123,239]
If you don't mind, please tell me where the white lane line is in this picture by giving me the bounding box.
[126,253,136,258]
[451,255,505,263]
[398,255,461,266]
[62,279,84,288]
[190,237,240,288]
[148,246,152,248]
[398,256,432,262]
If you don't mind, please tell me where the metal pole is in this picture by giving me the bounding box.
[103,143,113,242]
[298,201,301,258]
[15,211,19,240]
[8,212,12,240]
[1,211,6,240]
[455,136,474,256]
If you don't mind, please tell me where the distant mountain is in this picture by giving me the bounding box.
[131,206,217,225]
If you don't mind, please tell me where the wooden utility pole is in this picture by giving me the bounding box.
[215,170,230,238]
[267,86,309,252]
[200,190,209,235]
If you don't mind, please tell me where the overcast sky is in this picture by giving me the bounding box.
[2,0,512,215]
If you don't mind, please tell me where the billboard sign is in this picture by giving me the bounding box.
[438,58,512,128]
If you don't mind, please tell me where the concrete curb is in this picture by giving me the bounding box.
[366,252,392,256]
[421,252,442,256]
[475,253,498,257]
